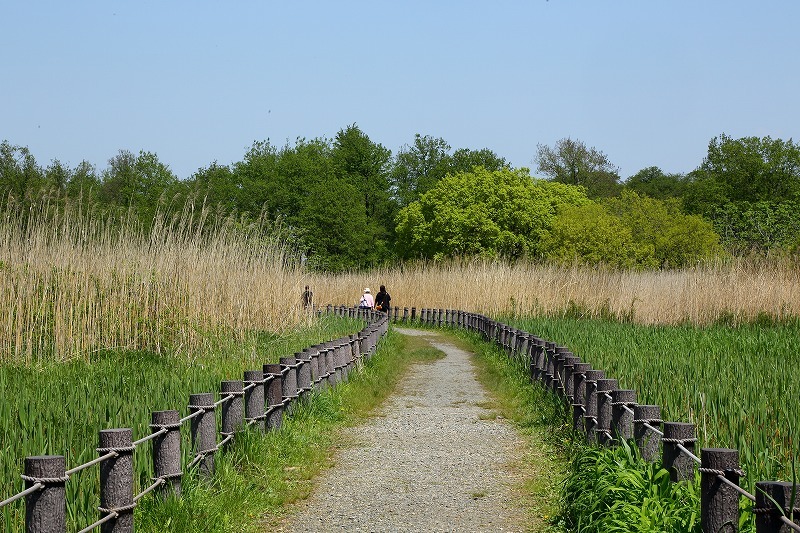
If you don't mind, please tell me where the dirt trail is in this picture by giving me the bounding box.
[275,328,531,532]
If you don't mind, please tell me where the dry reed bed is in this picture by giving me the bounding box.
[311,259,800,325]
[0,203,311,363]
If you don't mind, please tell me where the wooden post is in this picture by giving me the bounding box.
[98,428,134,533]
[634,405,662,462]
[23,455,66,533]
[755,481,800,532]
[700,448,740,533]
[594,378,618,446]
[583,370,605,442]
[562,356,580,403]
[189,393,216,476]
[610,389,636,443]
[264,364,284,430]
[295,352,312,398]
[220,380,244,444]
[280,357,299,414]
[243,371,265,431]
[151,410,182,496]
[662,422,696,482]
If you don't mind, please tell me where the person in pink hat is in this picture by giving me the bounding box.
[358,287,375,309]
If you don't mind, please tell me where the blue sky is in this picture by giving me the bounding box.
[2,1,798,180]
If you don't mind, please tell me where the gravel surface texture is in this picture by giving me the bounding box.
[275,328,528,532]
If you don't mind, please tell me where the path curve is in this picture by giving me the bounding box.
[275,328,528,532]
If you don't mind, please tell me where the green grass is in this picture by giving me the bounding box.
[556,441,705,533]
[503,316,800,486]
[0,314,362,532]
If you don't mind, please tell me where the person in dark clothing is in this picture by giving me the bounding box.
[374,285,391,313]
[302,285,313,309]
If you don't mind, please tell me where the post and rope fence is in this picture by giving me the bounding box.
[1,307,389,533]
[409,307,799,533]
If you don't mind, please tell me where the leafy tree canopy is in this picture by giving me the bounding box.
[535,137,621,198]
[624,166,688,200]
[395,167,589,260]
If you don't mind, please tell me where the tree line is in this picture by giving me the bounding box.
[2,126,799,270]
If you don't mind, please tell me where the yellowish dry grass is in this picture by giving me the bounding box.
[0,199,313,363]
[309,258,800,325]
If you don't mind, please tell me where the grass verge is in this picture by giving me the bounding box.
[135,329,445,532]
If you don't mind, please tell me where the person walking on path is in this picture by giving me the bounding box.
[374,285,391,313]
[358,287,374,309]
[302,285,313,309]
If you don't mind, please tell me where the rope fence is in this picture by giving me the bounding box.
[410,307,800,533]
[0,305,389,533]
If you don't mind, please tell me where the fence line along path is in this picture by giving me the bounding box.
[275,328,528,533]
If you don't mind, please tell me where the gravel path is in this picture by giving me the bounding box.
[275,328,529,532]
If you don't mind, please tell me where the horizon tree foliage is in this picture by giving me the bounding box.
[5,129,800,270]
[535,137,621,198]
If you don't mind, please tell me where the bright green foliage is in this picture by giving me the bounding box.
[604,191,723,267]
[395,167,589,259]
[538,202,646,268]
[558,442,702,533]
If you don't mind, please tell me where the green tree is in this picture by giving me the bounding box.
[390,134,452,207]
[100,150,178,221]
[539,202,646,268]
[624,166,688,200]
[331,125,393,263]
[0,141,44,202]
[693,134,800,205]
[449,147,509,175]
[603,191,722,267]
[535,137,622,198]
[395,167,589,260]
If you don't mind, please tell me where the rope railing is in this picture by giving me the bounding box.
[411,306,800,533]
[1,305,390,533]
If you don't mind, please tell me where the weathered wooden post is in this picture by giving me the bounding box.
[98,428,134,532]
[151,410,182,496]
[308,347,320,391]
[544,342,556,391]
[280,357,299,415]
[594,378,618,446]
[610,389,636,444]
[264,364,284,430]
[700,448,741,533]
[243,371,265,431]
[754,481,800,532]
[189,393,216,476]
[23,455,66,533]
[634,405,662,462]
[220,381,244,445]
[583,370,605,441]
[571,363,591,433]
[562,355,580,403]
[662,422,696,481]
[411,307,417,323]
[295,352,312,398]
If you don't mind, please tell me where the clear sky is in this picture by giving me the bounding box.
[2,1,799,180]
